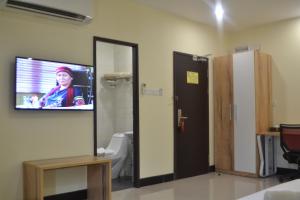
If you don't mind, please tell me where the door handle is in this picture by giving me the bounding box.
[180,116,188,119]
[178,109,188,127]
[178,109,182,127]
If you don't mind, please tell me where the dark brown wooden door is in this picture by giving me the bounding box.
[173,51,209,179]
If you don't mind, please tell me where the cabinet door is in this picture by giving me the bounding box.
[233,51,257,174]
[213,55,234,171]
[255,51,272,133]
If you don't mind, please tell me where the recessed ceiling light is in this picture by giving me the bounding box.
[215,3,224,21]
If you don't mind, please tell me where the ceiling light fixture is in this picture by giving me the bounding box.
[214,3,224,21]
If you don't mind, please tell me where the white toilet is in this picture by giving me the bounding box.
[97,133,128,179]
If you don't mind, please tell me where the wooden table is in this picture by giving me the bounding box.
[23,155,111,200]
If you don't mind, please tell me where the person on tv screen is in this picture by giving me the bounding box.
[39,66,85,108]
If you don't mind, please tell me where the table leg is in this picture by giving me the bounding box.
[87,163,111,200]
[23,165,44,200]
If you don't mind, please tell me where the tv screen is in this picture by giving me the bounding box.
[15,57,94,111]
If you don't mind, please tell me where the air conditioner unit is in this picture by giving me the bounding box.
[1,0,93,22]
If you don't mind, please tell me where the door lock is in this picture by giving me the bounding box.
[178,109,188,129]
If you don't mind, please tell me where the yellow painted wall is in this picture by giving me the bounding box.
[228,18,300,125]
[0,0,226,199]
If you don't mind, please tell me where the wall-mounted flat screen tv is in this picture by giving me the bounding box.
[15,57,94,111]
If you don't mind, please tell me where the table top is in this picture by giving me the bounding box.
[256,126,280,136]
[256,131,280,137]
[23,155,111,170]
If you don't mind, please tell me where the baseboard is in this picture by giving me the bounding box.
[277,167,298,175]
[139,173,174,187]
[209,165,215,172]
[44,189,87,200]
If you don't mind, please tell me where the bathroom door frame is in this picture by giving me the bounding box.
[93,36,140,187]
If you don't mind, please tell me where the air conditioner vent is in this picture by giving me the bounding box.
[5,0,93,22]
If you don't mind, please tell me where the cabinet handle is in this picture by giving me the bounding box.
[220,102,223,121]
[234,104,237,121]
[229,104,232,121]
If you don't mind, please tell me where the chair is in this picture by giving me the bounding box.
[279,124,300,182]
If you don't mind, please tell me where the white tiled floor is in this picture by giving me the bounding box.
[112,173,279,200]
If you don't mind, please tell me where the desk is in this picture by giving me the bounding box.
[23,155,111,200]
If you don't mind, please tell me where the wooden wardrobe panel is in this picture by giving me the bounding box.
[254,51,272,133]
[213,55,234,171]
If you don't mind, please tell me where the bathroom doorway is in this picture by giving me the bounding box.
[93,37,139,190]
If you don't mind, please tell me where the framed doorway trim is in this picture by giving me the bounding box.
[93,36,140,187]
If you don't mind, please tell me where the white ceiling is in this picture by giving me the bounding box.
[136,0,300,31]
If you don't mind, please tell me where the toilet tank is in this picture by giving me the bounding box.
[107,133,127,152]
